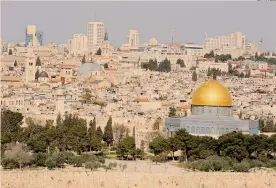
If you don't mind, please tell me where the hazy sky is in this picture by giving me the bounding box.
[1,1,276,50]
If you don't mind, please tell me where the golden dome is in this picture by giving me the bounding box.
[192,80,232,107]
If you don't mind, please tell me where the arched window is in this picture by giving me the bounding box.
[201,127,206,134]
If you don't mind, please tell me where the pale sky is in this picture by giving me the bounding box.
[1,1,276,50]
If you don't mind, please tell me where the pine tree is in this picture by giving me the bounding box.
[88,117,96,136]
[36,56,41,66]
[81,55,86,64]
[103,117,113,146]
[8,49,13,55]
[56,113,62,127]
[14,60,18,67]
[169,107,176,117]
[96,126,103,140]
[96,48,102,55]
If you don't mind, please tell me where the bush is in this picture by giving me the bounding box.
[108,162,117,169]
[81,154,98,162]
[51,152,66,168]
[68,155,83,167]
[1,158,19,169]
[32,152,47,167]
[233,161,250,172]
[189,160,212,172]
[248,159,266,169]
[187,156,233,172]
[85,161,100,171]
[45,158,57,170]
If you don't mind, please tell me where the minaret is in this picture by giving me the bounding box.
[55,89,65,116]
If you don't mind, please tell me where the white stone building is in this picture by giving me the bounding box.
[87,22,104,53]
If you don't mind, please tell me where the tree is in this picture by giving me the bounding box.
[176,58,185,68]
[82,89,92,104]
[158,58,171,72]
[81,55,86,64]
[168,137,179,160]
[117,136,136,160]
[35,69,39,81]
[14,60,18,67]
[217,132,249,162]
[35,56,41,66]
[1,109,23,145]
[113,123,127,144]
[88,118,96,136]
[149,135,169,156]
[238,56,245,61]
[85,161,100,171]
[174,129,193,161]
[103,117,114,146]
[192,71,197,82]
[104,63,108,68]
[8,49,13,55]
[168,107,176,117]
[153,117,162,131]
[96,48,102,55]
[4,143,31,169]
[96,126,103,140]
[56,113,63,127]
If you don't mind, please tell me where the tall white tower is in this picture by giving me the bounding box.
[55,89,65,116]
[102,31,110,57]
[127,30,140,48]
[87,22,104,53]
[25,48,36,84]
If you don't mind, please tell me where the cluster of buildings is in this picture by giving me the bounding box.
[1,22,276,149]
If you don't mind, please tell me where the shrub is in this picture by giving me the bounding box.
[189,160,212,172]
[1,158,19,169]
[248,160,266,168]
[233,161,250,172]
[51,152,66,168]
[45,158,57,170]
[85,161,100,171]
[68,155,83,167]
[32,152,47,167]
[187,156,233,172]
[108,162,117,169]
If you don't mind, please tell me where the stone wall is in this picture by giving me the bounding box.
[2,170,276,188]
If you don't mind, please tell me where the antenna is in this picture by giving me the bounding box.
[205,32,208,40]
[258,38,263,54]
[172,28,175,45]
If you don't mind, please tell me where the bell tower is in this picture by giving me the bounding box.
[102,31,110,58]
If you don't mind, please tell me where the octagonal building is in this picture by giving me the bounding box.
[165,80,259,136]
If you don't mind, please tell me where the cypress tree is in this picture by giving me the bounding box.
[103,117,113,146]
[36,56,41,66]
[96,126,103,140]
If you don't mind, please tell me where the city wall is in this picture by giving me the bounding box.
[2,170,276,188]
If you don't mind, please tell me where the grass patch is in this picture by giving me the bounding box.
[173,162,191,170]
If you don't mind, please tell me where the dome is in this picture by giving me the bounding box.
[77,62,103,74]
[38,71,49,78]
[192,80,232,107]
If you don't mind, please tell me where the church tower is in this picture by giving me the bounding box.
[102,31,110,58]
[25,48,36,84]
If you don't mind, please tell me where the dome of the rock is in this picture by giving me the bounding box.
[192,80,232,107]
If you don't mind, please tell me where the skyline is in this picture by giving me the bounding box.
[1,1,276,51]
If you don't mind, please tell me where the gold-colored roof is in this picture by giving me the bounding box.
[192,80,232,107]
